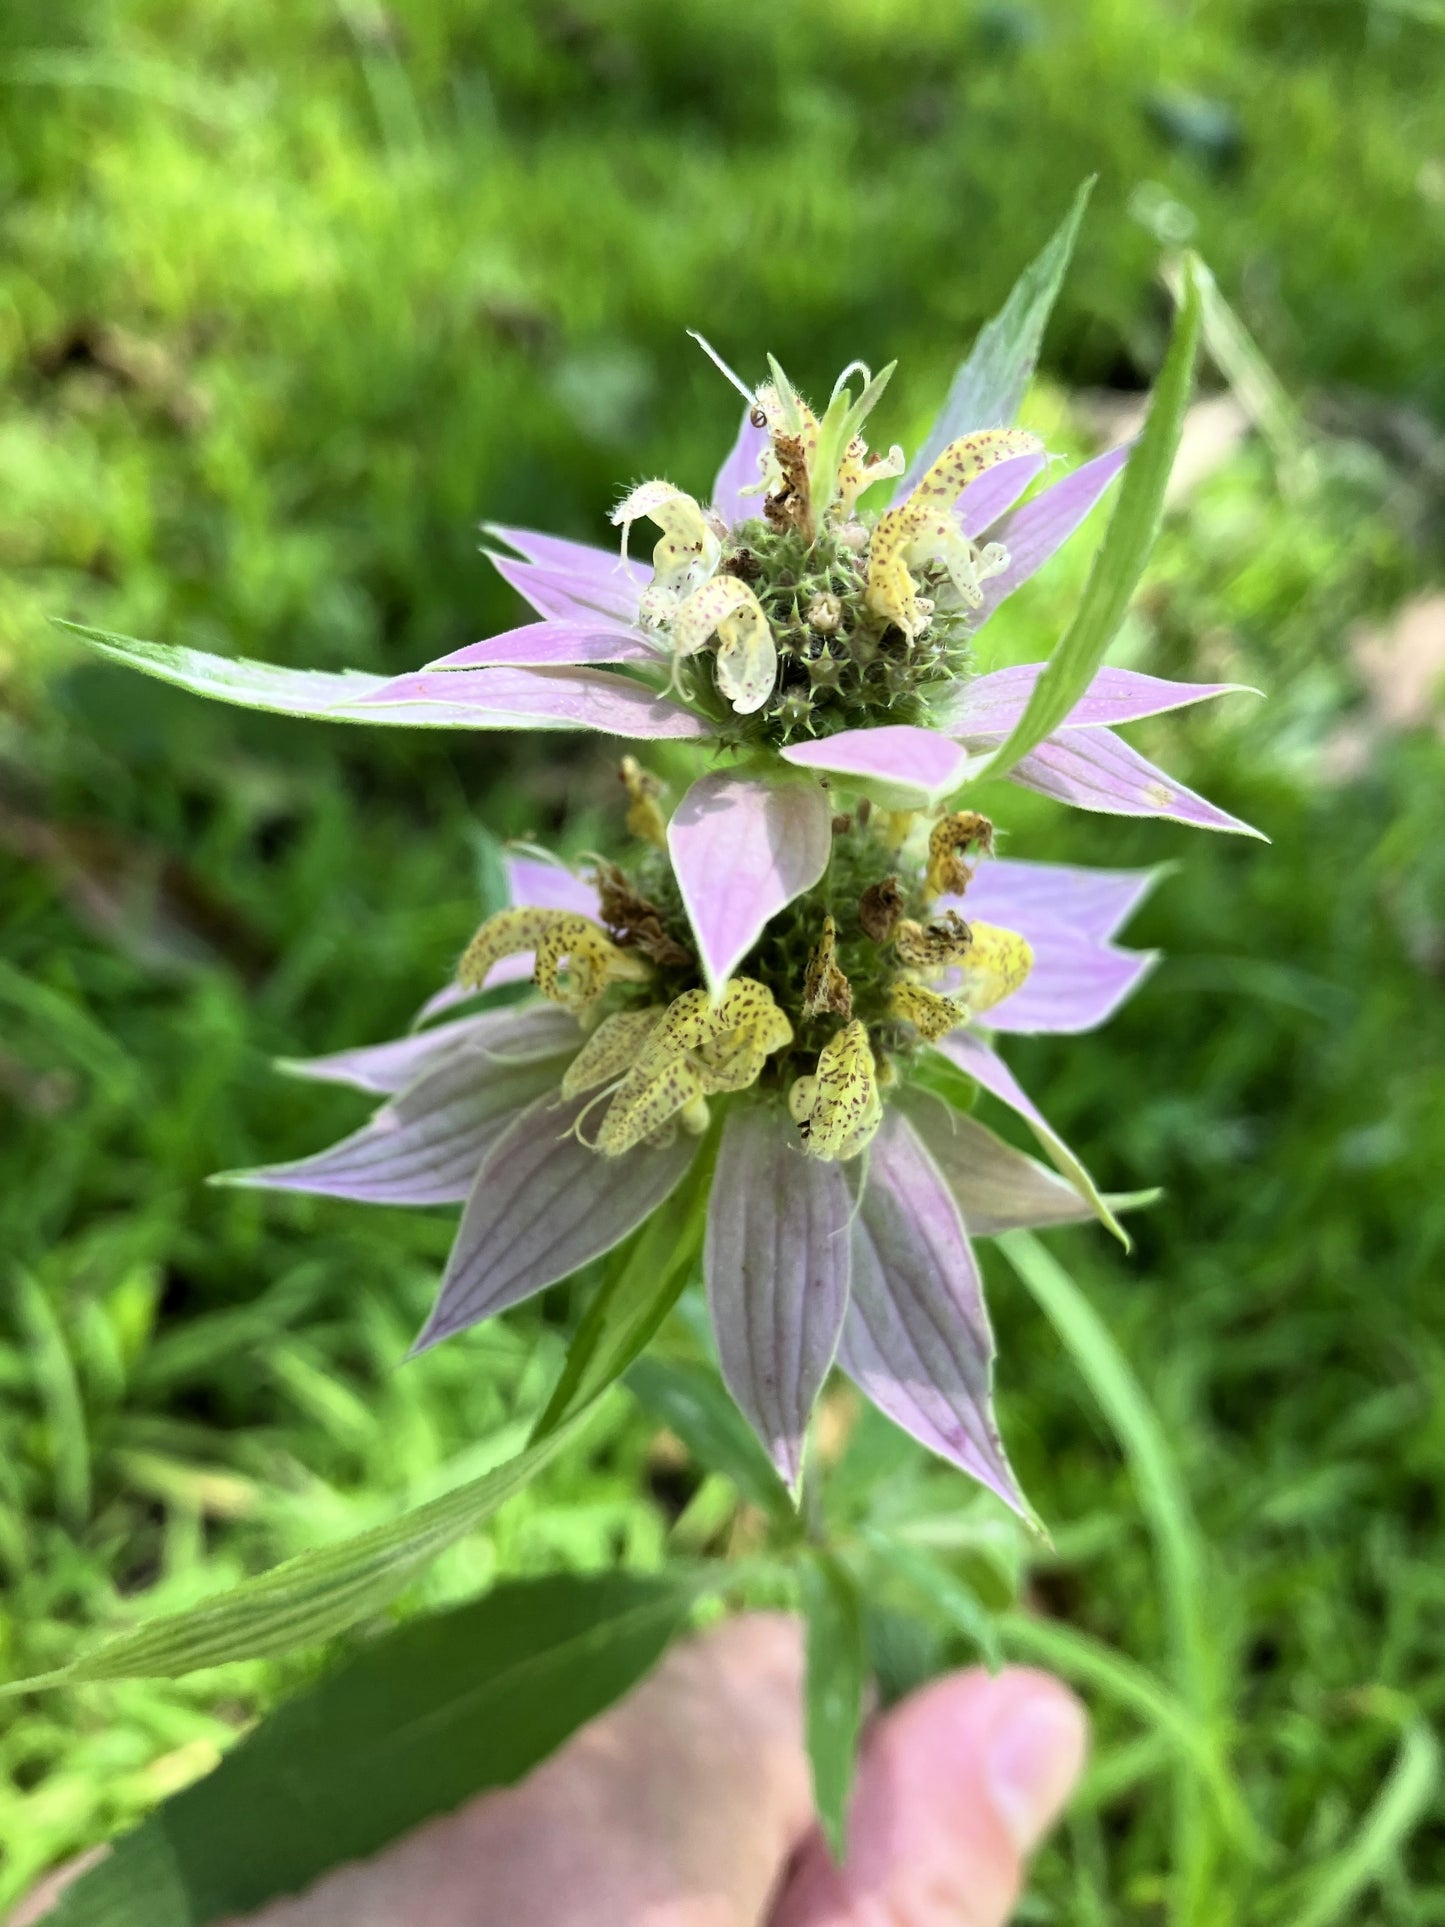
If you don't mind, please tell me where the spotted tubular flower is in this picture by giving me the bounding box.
[222,803,1163,1509]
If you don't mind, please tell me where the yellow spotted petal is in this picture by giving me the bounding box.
[904,429,1044,509]
[890,979,967,1043]
[643,978,792,1092]
[899,509,1006,612]
[893,911,974,969]
[596,1054,708,1157]
[796,1019,882,1162]
[597,979,792,1156]
[671,576,777,716]
[561,1006,665,1099]
[611,481,720,607]
[459,908,649,1015]
[951,921,1034,1017]
[837,435,905,516]
[865,429,1043,635]
[670,575,755,657]
[862,536,924,638]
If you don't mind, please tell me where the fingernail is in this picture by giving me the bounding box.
[986,1691,1088,1852]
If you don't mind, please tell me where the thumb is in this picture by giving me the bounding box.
[772,1667,1087,1927]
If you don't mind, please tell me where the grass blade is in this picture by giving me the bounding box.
[983,255,1203,782]
[997,1612,1257,1852]
[1281,1718,1440,1927]
[997,1231,1244,1921]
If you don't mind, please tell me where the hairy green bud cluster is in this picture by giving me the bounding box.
[687,517,976,749]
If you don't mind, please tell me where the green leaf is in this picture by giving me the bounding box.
[983,255,1204,782]
[810,359,896,523]
[625,1356,794,1523]
[1282,1717,1440,1927]
[802,1550,866,1860]
[48,1572,693,1927]
[3,1404,600,1688]
[997,1230,1261,1911]
[900,177,1093,488]
[1166,253,1315,495]
[531,1132,714,1441]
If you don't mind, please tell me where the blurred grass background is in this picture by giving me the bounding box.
[2,0,1443,1915]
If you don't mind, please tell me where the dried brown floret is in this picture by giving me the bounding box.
[925,810,996,898]
[593,861,694,969]
[858,874,905,943]
[801,914,853,1020]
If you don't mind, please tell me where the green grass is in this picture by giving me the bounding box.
[3,0,1445,1914]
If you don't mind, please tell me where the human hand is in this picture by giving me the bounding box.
[16,1613,1086,1927]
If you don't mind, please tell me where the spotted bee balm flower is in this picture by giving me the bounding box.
[222,805,1163,1510]
[67,205,1257,1510]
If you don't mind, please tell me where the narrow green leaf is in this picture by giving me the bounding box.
[1283,1718,1440,1927]
[765,352,803,433]
[810,360,896,523]
[625,1356,794,1522]
[48,1573,692,1927]
[983,254,1204,783]
[1165,254,1314,493]
[531,1131,714,1441]
[802,1550,866,1860]
[997,1231,1252,1912]
[997,1612,1257,1852]
[3,1404,599,1688]
[900,177,1093,489]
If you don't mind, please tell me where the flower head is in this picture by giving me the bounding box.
[226,774,1164,1508]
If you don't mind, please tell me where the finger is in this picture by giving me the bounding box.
[226,1611,812,1927]
[771,1666,1087,1927]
